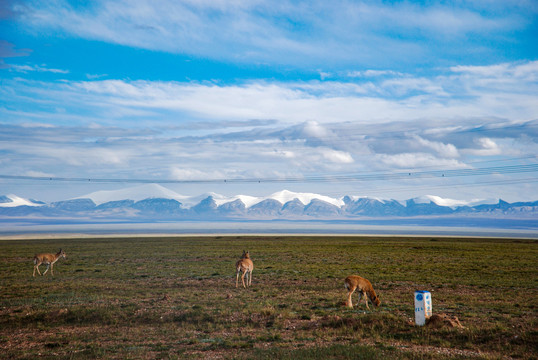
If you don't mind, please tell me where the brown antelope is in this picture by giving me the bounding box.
[344,275,381,310]
[33,249,67,277]
[235,250,254,288]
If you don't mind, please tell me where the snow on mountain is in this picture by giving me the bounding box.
[0,194,44,207]
[200,189,345,209]
[268,190,344,207]
[346,195,391,204]
[75,184,190,206]
[344,196,405,216]
[210,193,261,208]
[411,195,498,208]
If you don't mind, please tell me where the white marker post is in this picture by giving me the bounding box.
[414,290,432,326]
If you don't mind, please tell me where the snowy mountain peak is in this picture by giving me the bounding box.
[207,193,260,208]
[268,190,344,207]
[410,195,499,208]
[0,194,44,207]
[75,183,189,206]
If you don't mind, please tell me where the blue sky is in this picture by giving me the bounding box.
[1,0,537,203]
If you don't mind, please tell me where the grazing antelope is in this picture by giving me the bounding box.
[33,249,67,277]
[344,275,381,310]
[235,250,254,288]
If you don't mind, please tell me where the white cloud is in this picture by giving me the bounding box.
[1,116,536,202]
[450,61,538,79]
[0,139,133,167]
[25,170,55,178]
[347,70,404,78]
[302,120,330,138]
[86,73,108,80]
[2,61,537,139]
[10,64,69,74]
[379,153,467,169]
[9,61,532,125]
[170,167,225,181]
[51,147,131,166]
[391,5,513,36]
[15,0,533,67]
[466,137,502,156]
[20,122,56,128]
[266,149,296,159]
[380,77,448,97]
[321,148,354,164]
[413,135,459,158]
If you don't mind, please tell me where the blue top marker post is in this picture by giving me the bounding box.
[414,290,432,326]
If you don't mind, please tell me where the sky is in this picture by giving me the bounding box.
[1,0,537,203]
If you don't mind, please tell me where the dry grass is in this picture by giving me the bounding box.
[0,236,536,359]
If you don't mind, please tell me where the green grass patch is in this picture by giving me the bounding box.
[1,236,536,359]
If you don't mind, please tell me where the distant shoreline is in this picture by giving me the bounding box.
[1,220,536,240]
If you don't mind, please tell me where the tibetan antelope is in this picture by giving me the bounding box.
[235,250,254,288]
[344,275,381,310]
[33,249,67,277]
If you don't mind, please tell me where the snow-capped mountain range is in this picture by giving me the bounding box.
[1,184,537,220]
[76,184,350,208]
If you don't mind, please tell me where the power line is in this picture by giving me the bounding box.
[1,163,537,184]
[332,177,538,196]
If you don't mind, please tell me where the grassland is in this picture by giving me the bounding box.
[1,235,536,359]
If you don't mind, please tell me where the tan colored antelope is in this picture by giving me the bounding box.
[235,250,254,288]
[344,275,381,310]
[33,249,67,277]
